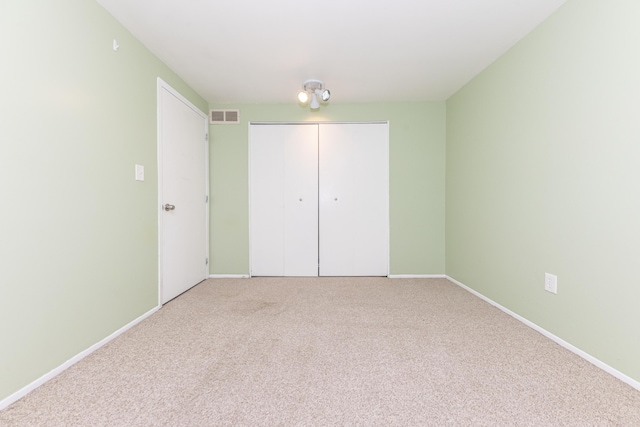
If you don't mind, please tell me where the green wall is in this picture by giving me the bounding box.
[209,103,446,276]
[0,0,206,401]
[5,0,636,407]
[446,0,640,383]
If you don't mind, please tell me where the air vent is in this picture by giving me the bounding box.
[209,109,240,124]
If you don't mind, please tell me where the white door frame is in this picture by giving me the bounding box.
[157,78,209,305]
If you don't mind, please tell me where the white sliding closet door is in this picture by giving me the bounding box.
[250,124,318,276]
[319,123,389,276]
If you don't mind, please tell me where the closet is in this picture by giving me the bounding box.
[249,122,388,277]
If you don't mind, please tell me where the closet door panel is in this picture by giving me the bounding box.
[318,133,354,275]
[350,124,389,276]
[283,127,319,276]
[250,126,285,276]
[250,124,318,276]
[319,123,389,276]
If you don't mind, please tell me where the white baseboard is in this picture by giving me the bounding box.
[446,275,640,393]
[209,274,446,279]
[0,305,160,411]
[388,274,446,279]
[208,274,250,279]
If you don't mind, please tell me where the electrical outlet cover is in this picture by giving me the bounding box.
[545,273,557,294]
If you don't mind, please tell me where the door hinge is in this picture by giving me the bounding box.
[206,257,209,265]
[205,195,209,203]
[205,133,209,142]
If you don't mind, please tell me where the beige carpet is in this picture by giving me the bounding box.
[1,277,639,426]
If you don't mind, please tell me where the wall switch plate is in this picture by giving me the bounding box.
[545,273,558,294]
[135,164,144,181]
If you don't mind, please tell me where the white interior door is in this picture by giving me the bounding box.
[319,123,389,276]
[250,124,318,276]
[158,80,208,303]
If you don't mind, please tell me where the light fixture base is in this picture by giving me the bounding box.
[298,79,331,109]
[302,79,325,92]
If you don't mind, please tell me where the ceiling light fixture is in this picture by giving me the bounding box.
[297,79,330,110]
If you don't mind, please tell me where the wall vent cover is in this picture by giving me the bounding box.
[210,109,240,124]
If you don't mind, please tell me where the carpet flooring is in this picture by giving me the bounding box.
[1,277,639,426]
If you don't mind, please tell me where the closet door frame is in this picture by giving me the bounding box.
[248,121,389,277]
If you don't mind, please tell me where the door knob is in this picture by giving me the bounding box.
[163,204,176,211]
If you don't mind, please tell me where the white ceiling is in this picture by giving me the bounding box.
[96,0,567,104]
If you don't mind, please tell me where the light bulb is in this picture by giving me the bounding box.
[297,91,309,104]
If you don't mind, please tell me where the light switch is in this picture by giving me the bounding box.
[135,164,144,181]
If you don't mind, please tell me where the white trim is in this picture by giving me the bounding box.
[383,122,390,278]
[0,305,160,411]
[446,275,640,393]
[388,274,446,279]
[247,121,253,278]
[157,79,164,306]
[249,121,389,125]
[157,78,209,305]
[209,274,250,279]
